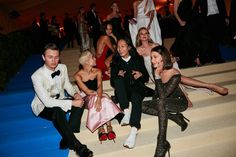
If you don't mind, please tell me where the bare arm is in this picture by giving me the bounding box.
[174,0,186,26]
[104,36,116,67]
[133,1,139,18]
[146,10,154,30]
[96,69,103,98]
[95,69,103,111]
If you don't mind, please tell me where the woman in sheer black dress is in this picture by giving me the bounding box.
[142,45,189,157]
[106,1,125,39]
[170,0,211,67]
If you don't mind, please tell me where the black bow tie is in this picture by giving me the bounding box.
[51,70,60,78]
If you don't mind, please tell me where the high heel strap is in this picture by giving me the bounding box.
[178,113,190,122]
[155,140,171,157]
[107,126,116,142]
[165,141,171,157]
[98,127,107,143]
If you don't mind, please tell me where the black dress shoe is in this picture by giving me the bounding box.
[76,144,93,157]
[59,139,68,150]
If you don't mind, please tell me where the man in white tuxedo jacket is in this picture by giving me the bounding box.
[31,43,93,157]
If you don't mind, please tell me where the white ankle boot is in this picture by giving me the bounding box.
[123,127,137,149]
[120,109,130,126]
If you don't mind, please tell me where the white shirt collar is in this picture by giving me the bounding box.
[121,56,131,62]
[43,64,59,78]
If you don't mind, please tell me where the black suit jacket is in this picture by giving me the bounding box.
[87,10,101,35]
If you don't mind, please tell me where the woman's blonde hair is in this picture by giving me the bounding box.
[78,50,93,67]
[136,27,154,47]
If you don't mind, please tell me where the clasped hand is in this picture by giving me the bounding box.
[118,70,142,79]
[132,70,142,79]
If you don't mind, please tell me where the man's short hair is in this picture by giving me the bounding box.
[42,43,59,55]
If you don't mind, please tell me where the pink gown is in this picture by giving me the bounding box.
[82,79,122,133]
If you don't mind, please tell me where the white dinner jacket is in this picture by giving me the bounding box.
[31,64,78,116]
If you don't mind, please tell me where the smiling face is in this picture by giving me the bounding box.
[105,24,113,36]
[117,39,130,58]
[138,28,150,41]
[151,51,163,70]
[42,49,60,71]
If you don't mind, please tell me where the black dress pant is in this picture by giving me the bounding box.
[39,106,84,149]
[113,77,144,129]
[206,14,225,62]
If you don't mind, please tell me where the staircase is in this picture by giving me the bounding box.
[1,41,235,157]
[60,45,236,157]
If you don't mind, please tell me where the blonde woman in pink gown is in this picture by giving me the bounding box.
[129,0,162,47]
[74,51,122,143]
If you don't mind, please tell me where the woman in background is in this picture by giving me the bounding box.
[96,22,117,80]
[129,0,162,47]
[77,7,90,52]
[106,1,125,39]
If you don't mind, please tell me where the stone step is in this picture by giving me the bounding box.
[69,109,236,157]
[75,99,236,142]
[89,126,236,157]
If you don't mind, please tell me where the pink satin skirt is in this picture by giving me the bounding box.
[84,94,122,133]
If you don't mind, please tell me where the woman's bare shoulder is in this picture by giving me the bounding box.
[152,43,159,47]
[93,67,101,74]
[170,68,181,76]
[74,70,83,79]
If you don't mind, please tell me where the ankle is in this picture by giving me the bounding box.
[131,127,138,134]
[124,109,130,115]
[98,127,105,134]
[107,125,113,132]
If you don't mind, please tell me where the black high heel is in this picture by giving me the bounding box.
[177,113,190,132]
[155,141,171,157]
[168,113,190,132]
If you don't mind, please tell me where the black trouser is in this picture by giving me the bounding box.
[206,14,225,62]
[39,106,84,149]
[113,77,144,129]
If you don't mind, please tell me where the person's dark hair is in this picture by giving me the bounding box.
[101,21,113,35]
[40,12,45,18]
[43,43,59,56]
[112,37,140,65]
[90,3,96,10]
[110,1,117,8]
[151,45,173,70]
[118,37,136,54]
